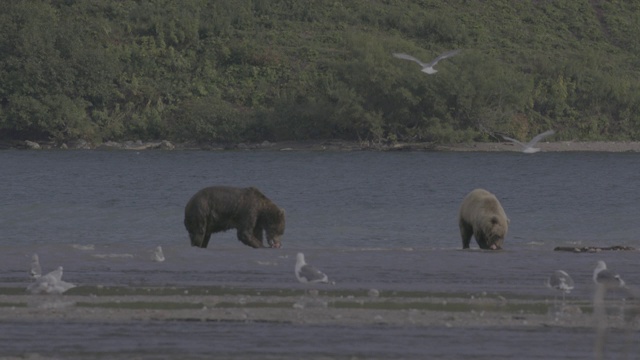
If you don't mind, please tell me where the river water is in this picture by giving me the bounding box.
[1,149,639,359]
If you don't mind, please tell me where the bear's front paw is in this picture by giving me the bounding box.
[268,239,281,248]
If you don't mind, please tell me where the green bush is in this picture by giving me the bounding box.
[1,0,639,144]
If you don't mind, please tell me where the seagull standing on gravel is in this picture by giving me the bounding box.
[392,49,461,74]
[593,260,626,288]
[501,130,555,153]
[295,252,329,284]
[153,245,165,262]
[545,270,574,302]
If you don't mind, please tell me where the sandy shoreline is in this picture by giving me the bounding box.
[245,140,640,153]
[437,141,640,153]
[1,286,638,360]
[175,140,640,153]
[5,138,640,152]
[1,286,637,330]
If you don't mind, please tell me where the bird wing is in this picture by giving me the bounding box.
[54,280,76,294]
[557,271,574,290]
[556,270,570,278]
[526,130,555,147]
[500,135,526,148]
[428,49,461,66]
[392,53,428,67]
[596,269,625,287]
[298,264,328,283]
[547,270,574,291]
[27,279,48,294]
[46,267,63,282]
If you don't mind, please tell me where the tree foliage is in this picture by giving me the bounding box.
[1,0,639,144]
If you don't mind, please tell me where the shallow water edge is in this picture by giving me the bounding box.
[1,283,637,329]
[1,284,638,360]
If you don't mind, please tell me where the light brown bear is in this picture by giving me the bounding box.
[458,188,508,250]
[184,186,285,249]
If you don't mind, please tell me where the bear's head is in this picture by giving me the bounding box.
[188,231,206,248]
[184,216,207,248]
[484,215,508,250]
[264,207,285,248]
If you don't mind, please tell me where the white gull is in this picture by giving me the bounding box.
[295,253,329,284]
[545,270,574,302]
[501,130,555,153]
[153,245,165,262]
[27,266,76,295]
[593,260,626,288]
[392,49,460,75]
[545,270,574,294]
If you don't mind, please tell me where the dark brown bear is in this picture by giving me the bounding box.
[184,186,285,249]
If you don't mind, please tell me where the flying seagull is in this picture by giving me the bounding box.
[26,266,76,295]
[501,130,555,153]
[295,252,329,284]
[545,270,574,302]
[392,49,461,74]
[593,260,626,288]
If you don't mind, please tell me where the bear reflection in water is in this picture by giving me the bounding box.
[184,186,285,249]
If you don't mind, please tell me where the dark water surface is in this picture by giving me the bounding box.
[1,320,627,360]
[1,150,639,358]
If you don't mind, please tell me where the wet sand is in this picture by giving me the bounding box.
[1,286,636,329]
[1,286,638,360]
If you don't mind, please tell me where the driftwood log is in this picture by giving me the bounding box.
[554,245,636,253]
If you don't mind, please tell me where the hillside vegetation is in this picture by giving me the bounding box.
[1,0,639,145]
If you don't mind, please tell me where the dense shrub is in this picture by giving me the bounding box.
[1,0,639,144]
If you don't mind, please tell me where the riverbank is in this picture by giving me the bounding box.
[3,287,637,360]
[4,139,640,152]
[437,141,640,153]
[1,285,637,330]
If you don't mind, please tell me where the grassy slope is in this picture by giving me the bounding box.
[210,0,640,141]
[2,0,640,143]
